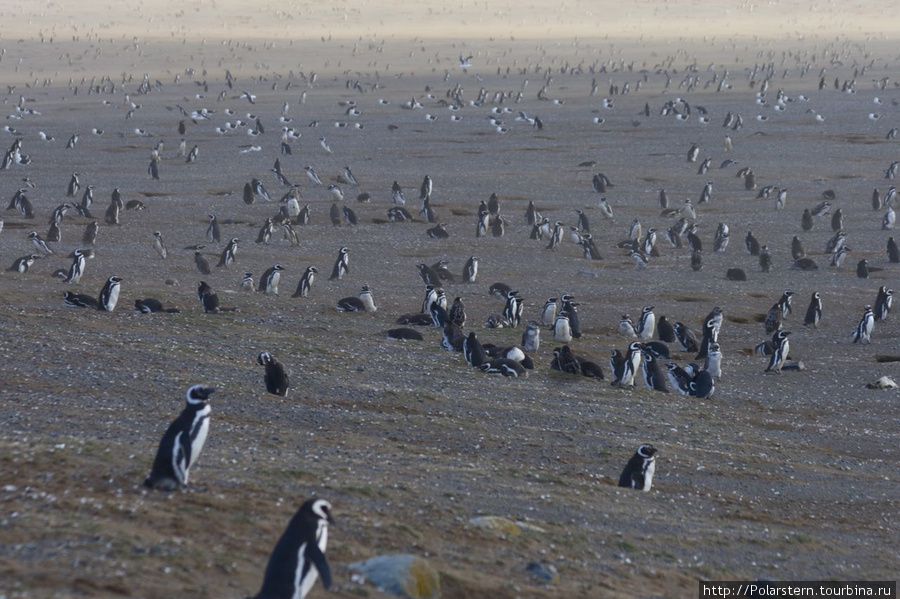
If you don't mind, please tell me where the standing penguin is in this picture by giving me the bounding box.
[462,256,478,283]
[874,286,892,321]
[143,384,214,491]
[521,321,541,352]
[852,305,874,344]
[636,306,656,339]
[554,310,573,343]
[765,330,791,373]
[329,246,349,280]
[561,295,581,338]
[541,298,558,327]
[257,351,289,396]
[613,342,643,387]
[640,349,670,392]
[97,276,122,312]
[618,444,658,491]
[252,498,333,599]
[258,264,284,295]
[293,266,318,298]
[803,292,822,328]
[656,316,676,343]
[217,238,239,268]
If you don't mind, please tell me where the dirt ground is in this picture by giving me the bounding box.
[0,4,899,598]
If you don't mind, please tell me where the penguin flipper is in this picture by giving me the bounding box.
[305,543,331,589]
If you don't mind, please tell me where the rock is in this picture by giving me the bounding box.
[348,554,440,599]
[469,515,546,535]
[526,561,559,582]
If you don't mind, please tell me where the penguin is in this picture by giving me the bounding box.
[419,174,433,200]
[874,286,892,321]
[791,236,806,260]
[64,290,100,309]
[613,342,643,387]
[29,231,53,255]
[217,238,239,268]
[546,222,563,250]
[576,209,590,234]
[430,300,449,327]
[252,178,271,201]
[554,310,573,343]
[704,342,723,380]
[541,298,558,327]
[619,314,637,337]
[194,252,211,275]
[830,245,850,268]
[637,306,656,339]
[856,259,869,279]
[852,305,874,344]
[257,218,275,244]
[257,351,289,396]
[689,369,716,398]
[134,298,180,314]
[764,303,783,334]
[673,322,699,352]
[503,290,522,328]
[522,321,541,352]
[765,330,791,373]
[241,272,255,292]
[329,246,349,280]
[745,231,760,256]
[831,208,843,232]
[293,266,318,298]
[441,323,465,351]
[687,143,699,163]
[198,281,220,313]
[421,285,440,314]
[458,256,478,284]
[656,316,676,343]
[561,295,581,338]
[448,297,466,327]
[46,220,62,243]
[143,384,214,491]
[758,246,772,272]
[714,223,729,253]
[888,237,900,263]
[81,220,100,245]
[658,188,669,209]
[552,345,582,375]
[66,172,80,197]
[8,254,38,274]
[151,231,167,259]
[252,498,333,599]
[618,444,657,491]
[386,328,424,341]
[428,223,451,238]
[640,349,670,392]
[391,180,406,205]
[97,276,122,312]
[148,158,160,180]
[342,205,358,227]
[258,264,284,295]
[803,292,822,327]
[60,249,87,284]
[463,332,488,367]
[336,285,376,312]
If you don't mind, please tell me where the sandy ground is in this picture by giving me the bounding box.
[1,3,900,598]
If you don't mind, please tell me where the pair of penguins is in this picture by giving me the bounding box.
[143,385,331,599]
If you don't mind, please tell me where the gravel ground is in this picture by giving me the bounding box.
[0,23,899,599]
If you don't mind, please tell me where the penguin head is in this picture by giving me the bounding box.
[257,351,272,366]
[636,444,657,460]
[186,384,216,404]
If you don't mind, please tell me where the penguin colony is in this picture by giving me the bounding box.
[2,31,899,594]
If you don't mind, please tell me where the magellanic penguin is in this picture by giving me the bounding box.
[63,249,87,284]
[554,310,573,343]
[258,264,284,295]
[640,348,670,393]
[874,286,892,321]
[765,330,791,373]
[613,341,643,387]
[217,238,239,268]
[522,321,541,352]
[852,305,874,344]
[329,246,350,280]
[8,254,38,274]
[618,444,657,491]
[257,351,289,396]
[198,281,220,313]
[803,292,822,327]
[463,332,489,367]
[293,266,318,298]
[541,298,559,327]
[97,276,122,312]
[637,306,656,339]
[561,295,581,338]
[462,256,478,283]
[336,285,376,312]
[134,298,180,314]
[144,384,214,491]
[448,297,466,327]
[673,322,699,352]
[252,498,333,599]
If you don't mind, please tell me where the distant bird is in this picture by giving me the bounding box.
[258,264,284,295]
[293,266,318,298]
[329,246,350,280]
[8,254,38,273]
[29,231,53,255]
[874,286,893,321]
[618,444,657,491]
[97,276,122,312]
[143,384,214,491]
[217,238,239,268]
[319,136,332,153]
[336,285,376,312]
[62,248,87,283]
[194,252,211,275]
[803,292,822,328]
[152,231,167,259]
[206,214,221,243]
[251,498,333,599]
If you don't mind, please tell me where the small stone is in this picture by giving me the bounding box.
[348,554,440,599]
[526,561,559,582]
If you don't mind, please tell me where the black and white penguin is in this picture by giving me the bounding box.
[29,231,53,255]
[745,231,760,256]
[134,298,180,314]
[336,285,376,312]
[448,297,466,327]
[704,342,722,380]
[256,218,275,244]
[673,322,699,352]
[257,351,289,396]
[480,359,527,377]
[613,342,643,387]
[217,238,239,268]
[8,254,38,273]
[198,281,220,313]
[462,256,478,283]
[420,174,433,200]
[887,237,900,263]
[522,321,541,352]
[293,266,318,298]
[714,222,729,253]
[656,316,676,343]
[554,310,573,343]
[852,305,874,344]
[97,276,122,312]
[552,345,582,375]
[637,306,655,339]
[689,369,716,398]
[803,292,822,327]
[463,332,489,367]
[329,246,350,280]
[430,300,449,327]
[251,178,271,201]
[541,298,558,327]
[561,295,580,338]
[765,330,791,373]
[144,384,214,491]
[252,498,333,599]
[618,444,657,491]
[619,314,636,337]
[640,349,670,392]
[63,290,100,309]
[258,264,284,295]
[667,363,693,395]
[503,290,522,328]
[386,328,425,341]
[874,286,892,321]
[66,172,80,197]
[441,323,465,351]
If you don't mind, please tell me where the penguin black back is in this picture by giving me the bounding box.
[618,444,658,491]
[253,498,333,599]
[257,351,289,396]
